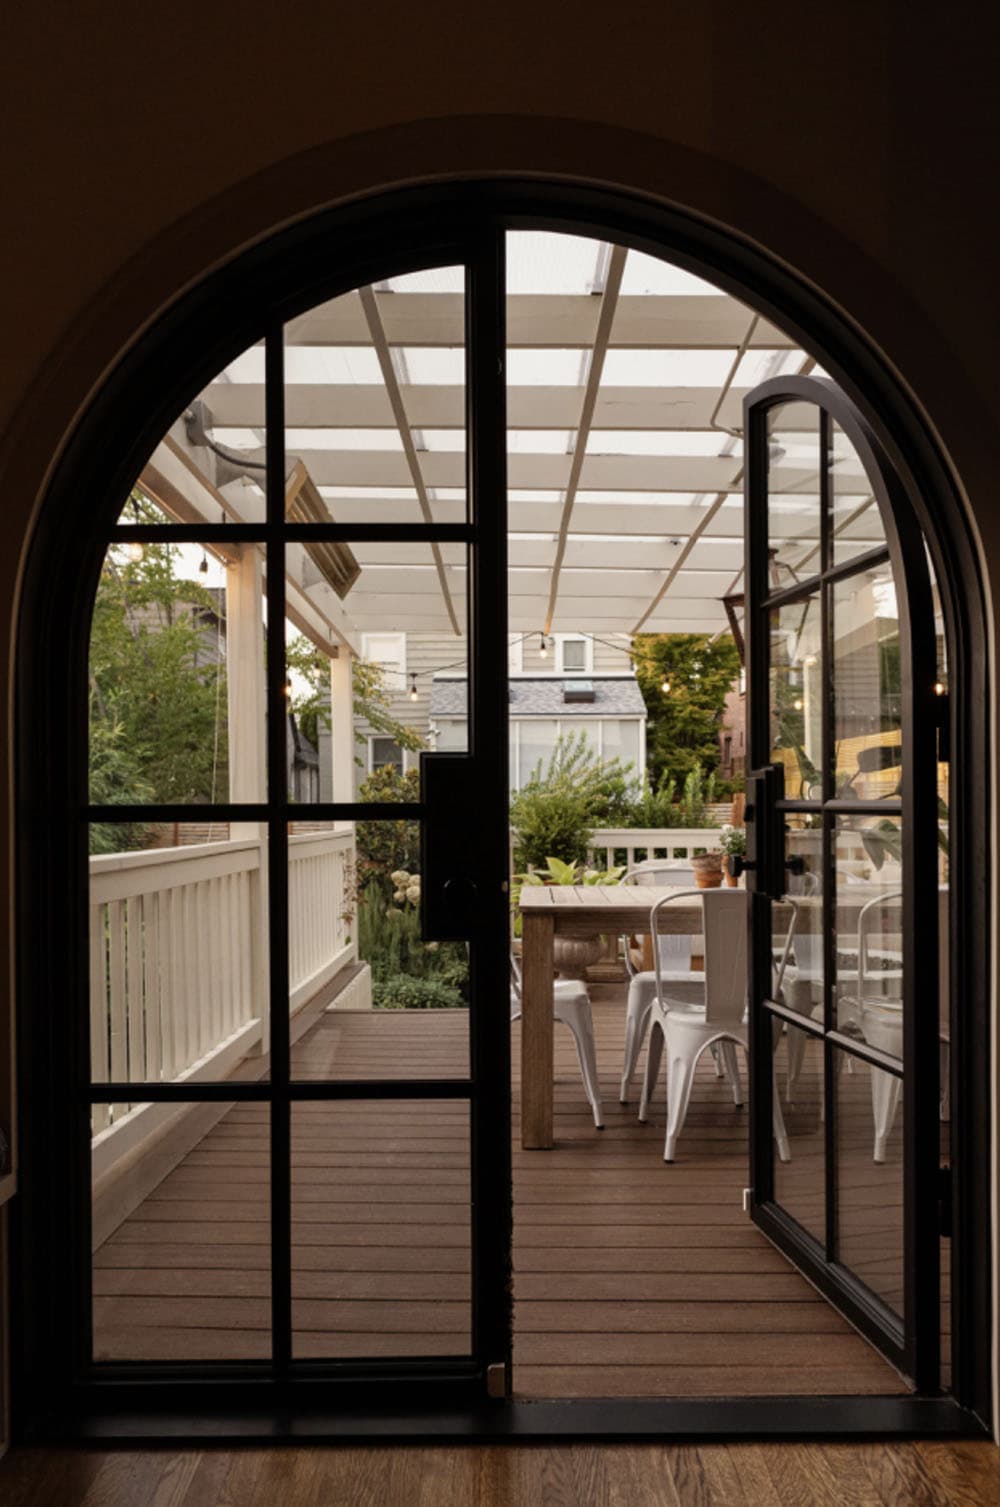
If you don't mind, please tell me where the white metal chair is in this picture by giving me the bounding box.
[638,888,792,1163]
[854,891,904,1163]
[618,862,707,1104]
[510,954,604,1130]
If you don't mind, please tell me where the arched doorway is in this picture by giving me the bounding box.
[12,183,991,1439]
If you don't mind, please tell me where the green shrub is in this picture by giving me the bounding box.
[372,974,466,1010]
[357,886,470,997]
[355,764,421,878]
[510,732,634,867]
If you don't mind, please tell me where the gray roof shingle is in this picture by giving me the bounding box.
[429,676,646,718]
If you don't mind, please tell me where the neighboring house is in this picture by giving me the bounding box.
[319,629,643,794]
[719,673,747,780]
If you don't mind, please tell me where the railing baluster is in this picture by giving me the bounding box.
[126,894,144,1084]
[89,903,109,1130]
[144,892,161,1082]
[107,899,127,1092]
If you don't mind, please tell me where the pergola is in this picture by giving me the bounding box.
[137,233,882,649]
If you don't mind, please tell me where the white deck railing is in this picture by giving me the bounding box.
[89,830,356,1150]
[587,826,722,871]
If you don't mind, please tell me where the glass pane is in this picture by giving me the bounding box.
[833,561,901,799]
[89,536,258,806]
[131,342,267,528]
[293,818,470,1075]
[835,1048,904,1313]
[291,1100,471,1358]
[766,403,821,581]
[830,420,886,569]
[92,1099,270,1360]
[774,1023,826,1245]
[517,721,559,789]
[769,595,822,799]
[834,817,903,1051]
[284,270,467,525]
[600,718,641,772]
[89,824,269,1088]
[778,818,824,1022]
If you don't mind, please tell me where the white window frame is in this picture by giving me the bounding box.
[367,734,405,776]
[360,631,407,694]
[507,715,646,789]
[555,633,592,675]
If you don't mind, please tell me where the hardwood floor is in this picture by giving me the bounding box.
[2,1440,999,1507]
[91,990,911,1396]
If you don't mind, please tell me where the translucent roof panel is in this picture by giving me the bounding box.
[507,430,575,454]
[384,267,465,293]
[506,348,589,385]
[506,231,607,293]
[619,250,721,296]
[601,349,738,385]
[732,347,806,387]
[586,431,735,457]
[397,347,465,384]
[285,428,403,451]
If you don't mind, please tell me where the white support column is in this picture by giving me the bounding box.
[225,546,269,1045]
[226,546,267,815]
[330,647,356,811]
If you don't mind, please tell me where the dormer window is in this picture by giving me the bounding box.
[557,634,592,674]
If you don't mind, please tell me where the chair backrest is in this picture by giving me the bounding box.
[627,865,697,971]
[701,888,749,1025]
[509,952,522,1020]
[858,889,902,996]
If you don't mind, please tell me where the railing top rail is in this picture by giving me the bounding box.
[89,837,263,874]
[288,829,355,851]
[588,826,722,844]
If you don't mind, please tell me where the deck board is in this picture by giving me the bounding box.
[92,989,910,1398]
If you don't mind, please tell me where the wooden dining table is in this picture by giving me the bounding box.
[519,884,707,1149]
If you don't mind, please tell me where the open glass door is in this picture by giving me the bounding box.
[743,375,944,1390]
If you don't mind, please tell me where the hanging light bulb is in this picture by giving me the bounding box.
[125,540,145,564]
[199,549,209,575]
[539,633,548,658]
[934,680,946,697]
[661,678,671,695]
[283,677,292,698]
[409,674,419,702]
[793,698,804,711]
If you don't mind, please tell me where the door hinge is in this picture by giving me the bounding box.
[486,1362,508,1399]
[937,1165,953,1238]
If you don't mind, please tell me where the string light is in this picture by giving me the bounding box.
[793,698,804,711]
[660,678,671,694]
[538,633,549,658]
[199,550,209,575]
[125,540,145,564]
[409,674,419,702]
[934,681,946,696]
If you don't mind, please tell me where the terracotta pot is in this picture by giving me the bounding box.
[691,852,724,889]
[725,871,739,887]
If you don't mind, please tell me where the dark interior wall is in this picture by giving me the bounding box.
[1,0,997,1431]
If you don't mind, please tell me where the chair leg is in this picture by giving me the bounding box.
[710,1041,725,1078]
[619,995,652,1103]
[785,1023,806,1103]
[637,1018,664,1124]
[663,1042,699,1162]
[871,1065,903,1163]
[569,1019,605,1130]
[772,1061,791,1163]
[718,1039,743,1106]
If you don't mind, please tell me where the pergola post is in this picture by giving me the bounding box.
[225,545,269,1041]
[329,646,355,813]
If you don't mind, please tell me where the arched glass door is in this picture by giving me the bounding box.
[743,375,944,1390]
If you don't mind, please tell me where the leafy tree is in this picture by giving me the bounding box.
[285,635,425,763]
[632,633,741,789]
[88,495,228,850]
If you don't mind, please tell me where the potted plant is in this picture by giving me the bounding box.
[718,824,747,885]
[511,857,626,974]
[690,850,725,888]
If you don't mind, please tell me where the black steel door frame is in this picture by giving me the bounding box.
[12,182,992,1440]
[743,375,942,1390]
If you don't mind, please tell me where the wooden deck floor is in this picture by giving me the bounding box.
[93,989,909,1398]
